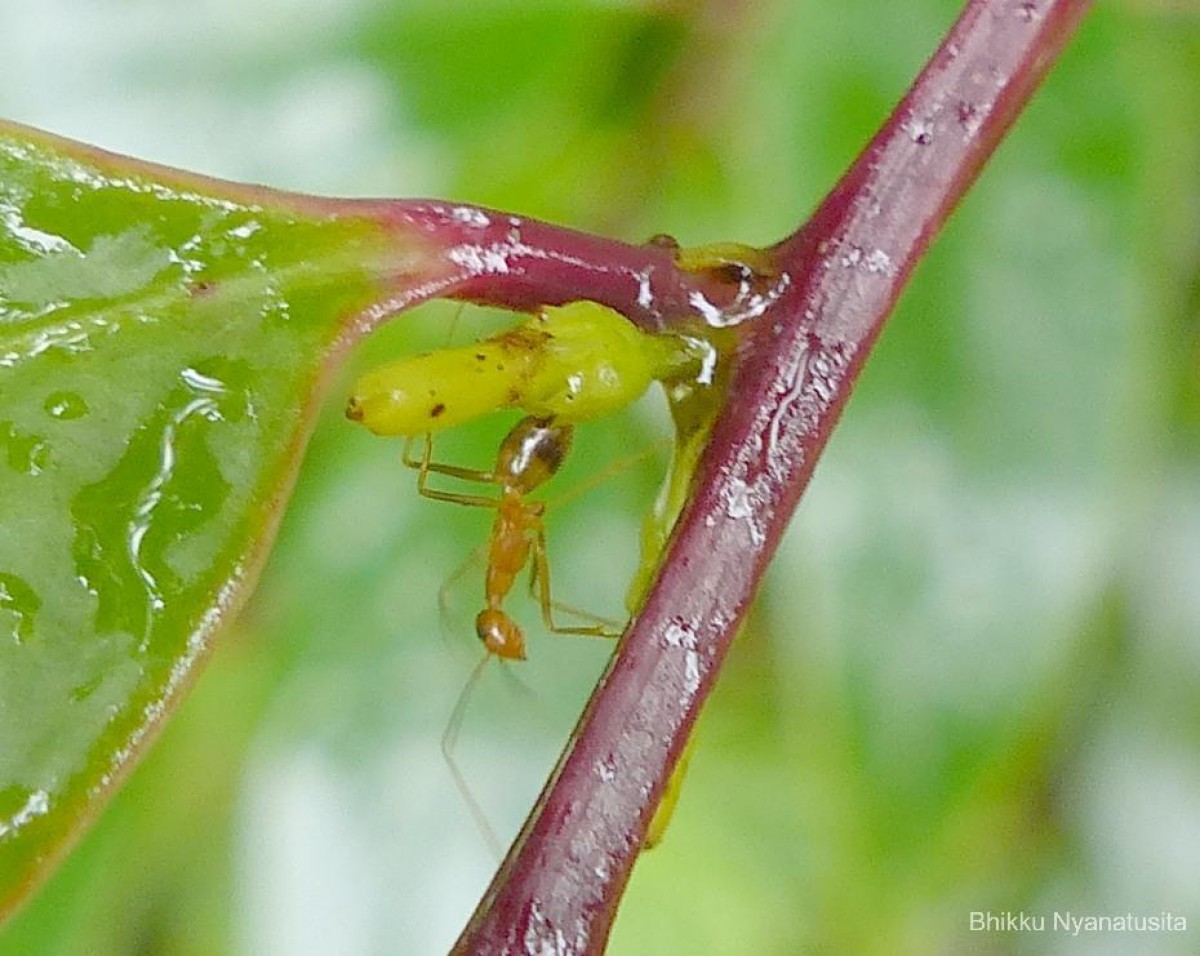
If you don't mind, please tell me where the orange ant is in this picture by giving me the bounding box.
[403,414,624,855]
[347,299,720,850]
[404,414,618,661]
[348,300,711,660]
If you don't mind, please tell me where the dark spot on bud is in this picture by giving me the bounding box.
[430,402,446,418]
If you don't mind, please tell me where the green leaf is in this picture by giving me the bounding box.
[0,123,424,914]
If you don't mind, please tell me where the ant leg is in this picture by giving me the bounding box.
[437,543,487,655]
[403,433,497,508]
[545,592,623,632]
[542,440,668,512]
[524,551,623,631]
[441,652,504,860]
[402,433,493,482]
[529,524,621,639]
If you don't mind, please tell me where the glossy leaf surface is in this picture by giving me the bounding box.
[0,124,419,912]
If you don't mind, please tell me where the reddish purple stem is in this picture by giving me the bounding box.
[356,1,1096,953]
[341,199,785,345]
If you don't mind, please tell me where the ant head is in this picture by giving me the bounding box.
[475,608,526,661]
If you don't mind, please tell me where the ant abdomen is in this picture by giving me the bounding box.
[494,416,573,495]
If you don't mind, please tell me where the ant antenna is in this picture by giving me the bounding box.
[437,542,487,659]
[441,652,504,860]
[543,437,669,513]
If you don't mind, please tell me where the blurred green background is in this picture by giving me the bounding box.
[2,0,1199,953]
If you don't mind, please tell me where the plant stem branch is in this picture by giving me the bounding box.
[445,1,1093,952]
[348,199,786,338]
